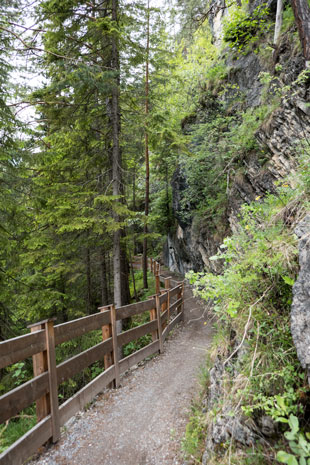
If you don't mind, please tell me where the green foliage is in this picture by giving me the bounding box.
[186,150,310,449]
[277,415,310,465]
[281,6,295,34]
[181,364,210,461]
[177,103,270,228]
[223,3,271,51]
[0,410,36,454]
[183,146,310,463]
[182,405,206,460]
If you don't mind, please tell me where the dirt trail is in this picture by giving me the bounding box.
[31,274,213,465]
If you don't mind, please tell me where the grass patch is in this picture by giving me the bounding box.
[0,408,36,454]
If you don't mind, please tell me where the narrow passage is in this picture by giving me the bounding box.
[31,276,213,465]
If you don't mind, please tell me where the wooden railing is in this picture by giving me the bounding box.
[0,258,184,465]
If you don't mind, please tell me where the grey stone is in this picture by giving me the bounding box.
[291,215,310,375]
[208,359,224,407]
[258,415,278,437]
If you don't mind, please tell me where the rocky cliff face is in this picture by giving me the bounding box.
[291,215,310,380]
[164,29,309,275]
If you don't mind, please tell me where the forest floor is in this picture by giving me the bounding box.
[29,273,214,465]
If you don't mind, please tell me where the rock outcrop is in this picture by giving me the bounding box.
[201,357,259,465]
[165,42,309,275]
[291,214,310,380]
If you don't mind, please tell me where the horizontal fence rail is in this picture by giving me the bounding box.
[0,257,184,465]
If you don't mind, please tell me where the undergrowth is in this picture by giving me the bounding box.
[182,363,211,462]
[186,145,310,464]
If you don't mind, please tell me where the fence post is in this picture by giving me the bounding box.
[156,262,160,275]
[29,319,60,442]
[181,281,185,321]
[111,305,120,388]
[30,323,50,423]
[155,272,160,295]
[177,284,182,315]
[100,306,113,370]
[177,282,185,321]
[147,296,157,342]
[155,295,164,353]
[45,320,60,442]
[164,277,171,327]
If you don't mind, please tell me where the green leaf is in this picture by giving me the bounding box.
[276,451,298,465]
[288,415,299,435]
[282,276,295,286]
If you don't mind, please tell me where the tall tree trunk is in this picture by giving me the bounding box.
[108,252,112,302]
[291,0,310,66]
[111,0,122,310]
[143,0,150,289]
[120,232,131,305]
[100,247,109,305]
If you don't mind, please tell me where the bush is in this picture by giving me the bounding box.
[223,3,271,51]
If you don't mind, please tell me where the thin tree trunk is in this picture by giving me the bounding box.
[274,0,283,44]
[108,252,112,302]
[165,162,170,231]
[130,259,138,302]
[143,0,150,289]
[291,0,310,66]
[133,168,136,211]
[120,234,131,305]
[86,247,92,314]
[100,247,109,305]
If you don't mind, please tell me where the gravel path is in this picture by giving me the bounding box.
[30,277,213,465]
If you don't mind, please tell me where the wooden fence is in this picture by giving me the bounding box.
[0,258,184,465]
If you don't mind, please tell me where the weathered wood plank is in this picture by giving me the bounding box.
[59,365,115,426]
[179,282,185,322]
[0,372,49,424]
[0,416,52,465]
[155,274,160,294]
[101,306,113,371]
[116,298,155,321]
[118,320,157,347]
[45,321,60,442]
[159,292,168,305]
[57,338,113,385]
[111,305,120,388]
[167,312,182,334]
[156,295,164,354]
[161,309,168,325]
[149,307,157,342]
[169,284,182,298]
[162,325,169,342]
[119,341,160,374]
[54,311,110,346]
[169,298,183,315]
[0,330,46,370]
[0,340,115,425]
[31,323,50,423]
